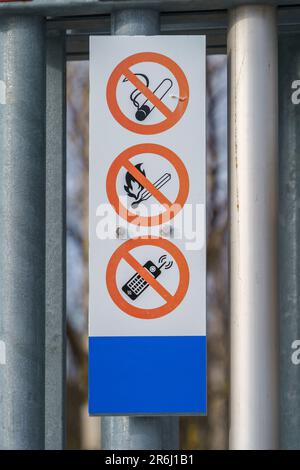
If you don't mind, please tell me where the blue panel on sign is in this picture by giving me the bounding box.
[88,336,206,415]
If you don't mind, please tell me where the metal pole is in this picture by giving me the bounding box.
[278,33,300,450]
[111,8,160,36]
[102,417,179,450]
[228,5,278,449]
[0,16,46,450]
[101,9,179,451]
[45,31,66,450]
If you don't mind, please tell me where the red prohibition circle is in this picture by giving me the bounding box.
[106,143,189,227]
[106,237,190,319]
[106,52,189,135]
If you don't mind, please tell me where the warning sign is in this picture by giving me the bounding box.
[106,143,189,226]
[106,52,189,134]
[89,36,206,415]
[106,237,189,319]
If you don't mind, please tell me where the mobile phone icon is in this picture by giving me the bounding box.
[122,260,161,301]
[121,255,173,301]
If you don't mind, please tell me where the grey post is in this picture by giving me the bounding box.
[228,5,279,449]
[45,32,66,450]
[0,16,46,449]
[101,9,179,450]
[279,33,300,449]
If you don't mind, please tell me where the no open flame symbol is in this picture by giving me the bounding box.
[124,163,171,209]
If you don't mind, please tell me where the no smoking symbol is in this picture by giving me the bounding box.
[106,52,189,135]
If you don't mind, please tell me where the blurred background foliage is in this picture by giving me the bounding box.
[66,55,228,450]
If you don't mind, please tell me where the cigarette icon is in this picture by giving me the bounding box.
[135,78,173,121]
[131,173,171,208]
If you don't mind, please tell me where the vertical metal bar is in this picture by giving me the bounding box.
[102,417,179,450]
[45,31,66,450]
[111,9,160,36]
[101,8,179,451]
[228,5,278,449]
[279,33,300,450]
[0,16,46,450]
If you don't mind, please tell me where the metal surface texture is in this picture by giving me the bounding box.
[45,32,66,450]
[58,10,228,58]
[0,16,46,449]
[100,8,179,450]
[279,33,300,450]
[44,6,300,60]
[102,416,179,450]
[0,0,300,16]
[111,8,160,34]
[228,5,279,449]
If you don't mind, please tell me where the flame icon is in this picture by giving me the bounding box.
[124,163,146,202]
[124,163,172,209]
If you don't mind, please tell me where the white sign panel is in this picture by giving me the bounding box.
[89,36,206,415]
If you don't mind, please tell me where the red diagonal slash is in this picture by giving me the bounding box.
[122,67,174,120]
[122,251,173,304]
[123,160,172,208]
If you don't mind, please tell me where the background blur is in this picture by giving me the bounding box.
[66,55,228,450]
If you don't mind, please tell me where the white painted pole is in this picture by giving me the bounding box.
[228,5,279,449]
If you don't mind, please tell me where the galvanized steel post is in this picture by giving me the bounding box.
[228,6,279,449]
[278,33,300,450]
[0,16,46,449]
[101,8,179,450]
[45,31,66,450]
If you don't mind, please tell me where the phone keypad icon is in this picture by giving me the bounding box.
[122,260,161,301]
